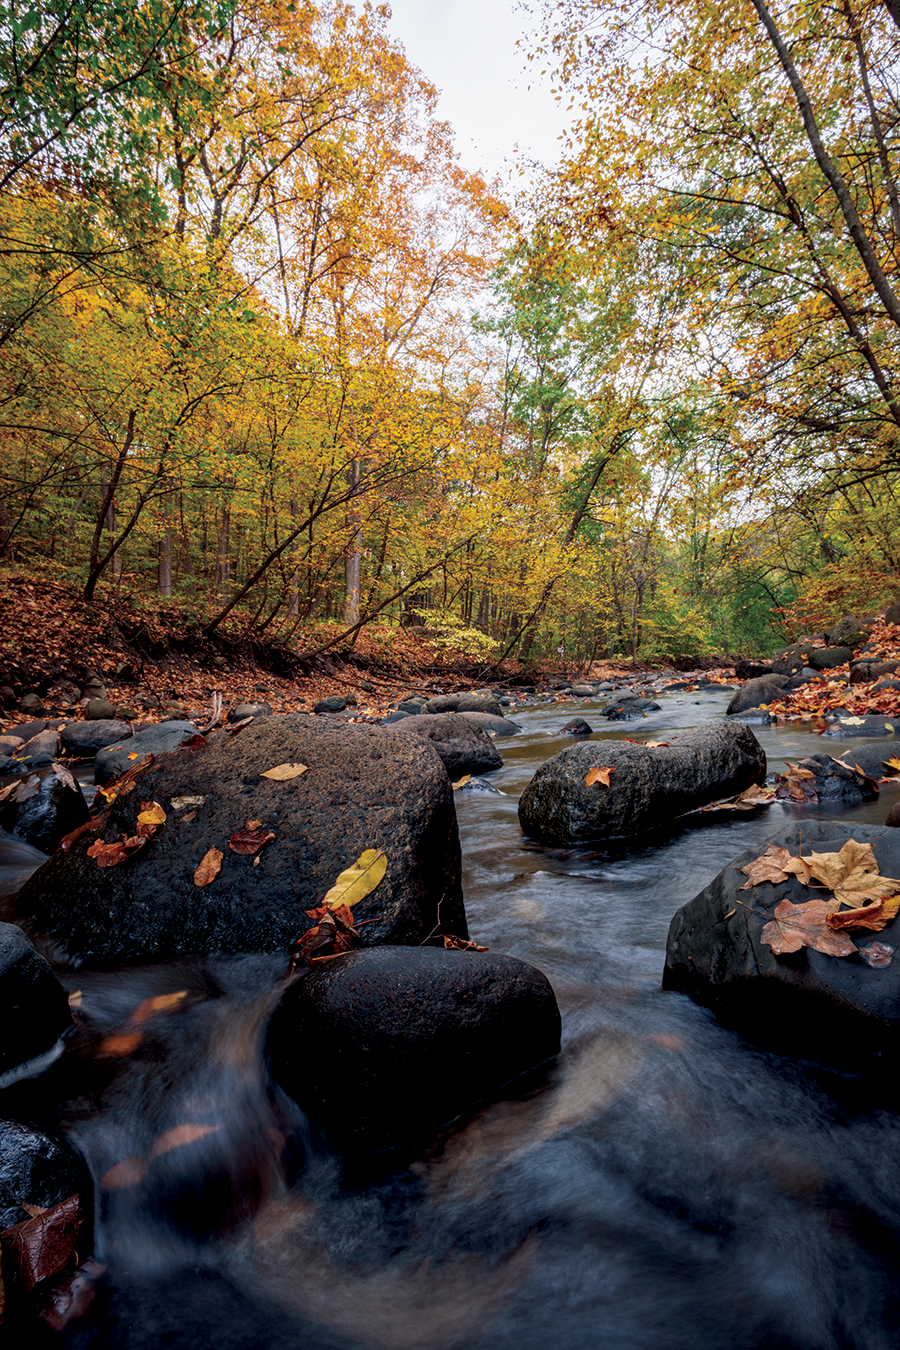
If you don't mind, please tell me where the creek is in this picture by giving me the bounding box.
[3,689,900,1349]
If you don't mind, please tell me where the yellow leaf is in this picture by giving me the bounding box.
[885,757,900,772]
[323,848,388,909]
[452,775,471,790]
[260,762,308,781]
[127,752,139,760]
[137,801,166,827]
[194,847,223,887]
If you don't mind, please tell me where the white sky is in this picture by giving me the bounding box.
[385,0,569,178]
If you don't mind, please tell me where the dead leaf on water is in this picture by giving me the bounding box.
[97,1032,142,1057]
[194,847,223,887]
[131,991,188,1024]
[149,1123,220,1160]
[260,762,308,781]
[100,1156,148,1190]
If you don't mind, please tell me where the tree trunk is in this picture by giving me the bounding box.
[343,459,362,624]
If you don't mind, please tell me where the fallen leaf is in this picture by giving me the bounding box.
[86,834,148,867]
[322,848,388,909]
[148,1123,220,1160]
[194,847,223,887]
[452,775,471,790]
[50,762,78,792]
[644,740,669,748]
[585,765,615,787]
[840,716,867,726]
[702,785,776,812]
[229,824,276,855]
[170,795,206,810]
[130,991,188,1024]
[775,763,819,803]
[178,734,208,750]
[443,934,489,951]
[827,895,900,932]
[0,1195,80,1290]
[127,752,139,760]
[760,898,858,957]
[859,941,894,968]
[59,811,110,851]
[137,801,166,828]
[180,810,198,823]
[100,1156,147,1190]
[67,990,82,1007]
[738,844,812,889]
[97,1032,142,1057]
[20,1204,48,1218]
[260,762,308,781]
[884,757,900,773]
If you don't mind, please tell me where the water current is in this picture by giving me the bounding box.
[4,689,900,1349]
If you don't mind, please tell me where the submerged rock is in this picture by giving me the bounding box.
[663,822,900,1069]
[384,712,502,777]
[518,721,766,844]
[0,1121,88,1231]
[267,945,561,1153]
[601,695,661,721]
[13,717,465,966]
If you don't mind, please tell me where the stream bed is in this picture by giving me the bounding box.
[4,690,900,1349]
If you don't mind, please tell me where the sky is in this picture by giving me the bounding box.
[384,0,570,178]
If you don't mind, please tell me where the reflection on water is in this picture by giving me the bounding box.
[4,692,900,1348]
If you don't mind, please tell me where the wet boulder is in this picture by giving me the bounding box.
[458,710,520,737]
[837,741,900,779]
[384,713,502,777]
[725,708,775,725]
[0,1121,88,1231]
[423,693,505,717]
[0,923,71,1082]
[601,694,662,721]
[266,945,561,1153]
[562,718,593,735]
[13,717,465,966]
[824,715,899,739]
[19,728,59,764]
[94,721,200,787]
[60,720,131,759]
[518,721,766,844]
[726,677,787,715]
[663,822,900,1069]
[0,763,89,854]
[778,753,878,805]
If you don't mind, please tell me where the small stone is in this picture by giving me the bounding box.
[359,679,375,692]
[18,693,43,716]
[228,702,272,722]
[313,695,348,715]
[85,697,117,720]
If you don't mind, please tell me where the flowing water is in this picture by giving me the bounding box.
[4,691,900,1349]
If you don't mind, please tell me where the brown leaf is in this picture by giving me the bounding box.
[760,898,858,957]
[95,754,154,805]
[775,763,819,803]
[827,895,900,932]
[148,1123,220,1160]
[0,1195,80,1290]
[178,734,208,751]
[443,934,489,951]
[585,765,615,787]
[100,1156,147,1191]
[20,1204,48,1218]
[859,941,894,968]
[194,847,223,887]
[702,785,776,812]
[259,761,308,781]
[228,825,276,855]
[58,811,110,851]
[85,834,148,867]
[643,740,669,748]
[738,844,809,889]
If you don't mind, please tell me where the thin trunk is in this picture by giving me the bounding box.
[343,459,362,624]
[84,410,135,601]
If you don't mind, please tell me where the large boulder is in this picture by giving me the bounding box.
[457,710,520,737]
[725,678,787,715]
[824,715,899,739]
[383,713,502,777]
[94,721,200,786]
[266,946,561,1153]
[423,693,504,717]
[778,753,878,805]
[12,717,465,967]
[60,720,131,759]
[808,646,853,671]
[0,1121,88,1231]
[837,741,900,779]
[827,615,869,648]
[884,601,900,626]
[663,821,900,1069]
[518,721,766,844]
[0,923,71,1082]
[0,763,89,854]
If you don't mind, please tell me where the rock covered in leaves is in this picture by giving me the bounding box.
[94,721,200,786]
[0,762,89,854]
[266,945,561,1153]
[383,712,502,777]
[0,1121,88,1232]
[12,716,465,966]
[663,822,900,1068]
[0,922,71,1079]
[775,753,879,806]
[518,721,766,844]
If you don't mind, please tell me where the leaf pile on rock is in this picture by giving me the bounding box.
[774,763,819,803]
[288,848,388,971]
[738,838,900,959]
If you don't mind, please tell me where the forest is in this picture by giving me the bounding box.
[2,0,900,666]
